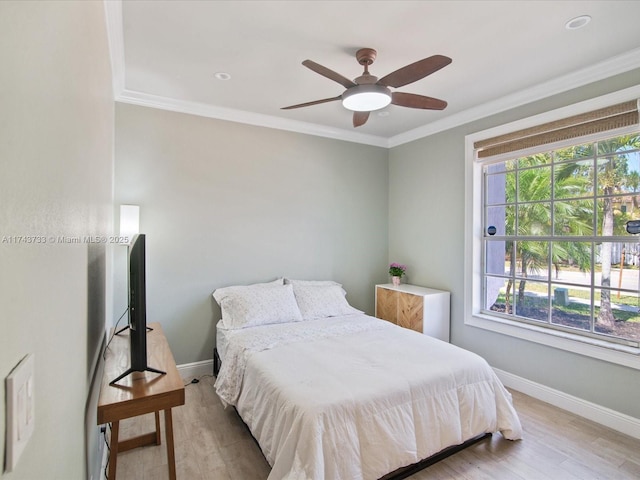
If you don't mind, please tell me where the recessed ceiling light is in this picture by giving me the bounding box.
[377,111,390,117]
[565,15,591,30]
[214,72,231,81]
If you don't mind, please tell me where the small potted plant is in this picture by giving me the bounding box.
[388,263,406,286]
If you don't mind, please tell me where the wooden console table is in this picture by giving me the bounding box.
[97,322,185,480]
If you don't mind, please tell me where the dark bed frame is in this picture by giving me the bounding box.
[213,347,221,376]
[213,347,492,479]
[378,433,492,480]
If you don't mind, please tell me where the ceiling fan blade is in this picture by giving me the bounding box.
[377,55,452,88]
[281,95,342,110]
[302,60,357,89]
[353,111,370,128]
[391,92,447,110]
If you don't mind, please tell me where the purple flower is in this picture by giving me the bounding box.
[388,263,407,276]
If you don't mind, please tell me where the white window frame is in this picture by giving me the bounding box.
[464,85,640,370]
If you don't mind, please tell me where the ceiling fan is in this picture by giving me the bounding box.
[282,48,451,128]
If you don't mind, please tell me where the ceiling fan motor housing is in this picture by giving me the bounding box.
[356,48,377,66]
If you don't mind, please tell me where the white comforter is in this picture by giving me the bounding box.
[215,314,522,480]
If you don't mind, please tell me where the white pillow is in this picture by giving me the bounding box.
[292,284,362,320]
[213,283,302,329]
[213,278,283,299]
[213,278,283,326]
[284,278,342,287]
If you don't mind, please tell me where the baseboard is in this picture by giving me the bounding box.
[494,368,640,440]
[177,359,214,380]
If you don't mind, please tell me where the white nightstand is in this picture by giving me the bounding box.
[375,283,450,342]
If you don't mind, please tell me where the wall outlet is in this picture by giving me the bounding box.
[5,354,35,473]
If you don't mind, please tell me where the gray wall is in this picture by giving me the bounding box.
[114,103,389,365]
[0,1,113,479]
[388,69,640,419]
[115,70,640,420]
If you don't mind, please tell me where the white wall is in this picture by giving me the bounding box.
[0,1,113,478]
[114,103,389,365]
[388,69,640,419]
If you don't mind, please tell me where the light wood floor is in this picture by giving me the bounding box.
[109,374,640,480]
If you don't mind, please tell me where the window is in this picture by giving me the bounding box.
[465,88,640,367]
[482,135,640,348]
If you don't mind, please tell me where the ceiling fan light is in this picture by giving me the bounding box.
[342,85,391,112]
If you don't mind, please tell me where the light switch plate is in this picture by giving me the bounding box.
[5,353,35,473]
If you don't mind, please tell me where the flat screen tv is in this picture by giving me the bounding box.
[110,234,165,384]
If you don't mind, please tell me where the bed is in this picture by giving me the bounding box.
[212,279,522,480]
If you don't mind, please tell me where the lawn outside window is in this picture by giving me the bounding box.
[465,87,640,369]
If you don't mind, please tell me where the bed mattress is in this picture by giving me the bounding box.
[214,314,522,480]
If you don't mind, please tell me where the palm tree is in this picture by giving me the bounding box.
[495,136,640,331]
[595,135,640,328]
[551,156,596,277]
[503,154,592,313]
[627,170,640,213]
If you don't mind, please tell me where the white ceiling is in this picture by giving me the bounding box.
[108,1,640,147]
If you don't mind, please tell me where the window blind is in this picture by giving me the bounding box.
[474,100,639,159]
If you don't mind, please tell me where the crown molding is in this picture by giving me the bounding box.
[116,89,390,148]
[388,46,640,148]
[104,0,640,150]
[105,0,388,147]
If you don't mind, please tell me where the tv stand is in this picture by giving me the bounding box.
[109,365,166,386]
[110,324,164,384]
[114,324,154,335]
